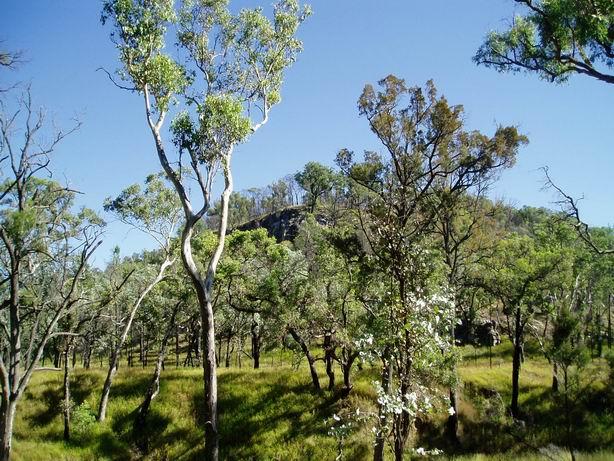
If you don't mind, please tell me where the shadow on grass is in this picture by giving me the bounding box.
[186,370,343,459]
[26,373,99,427]
[108,375,151,401]
[417,375,614,458]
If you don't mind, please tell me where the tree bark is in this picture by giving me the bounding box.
[175,326,180,367]
[63,342,73,441]
[511,307,523,418]
[251,315,261,369]
[324,331,335,390]
[445,386,459,446]
[0,400,17,461]
[608,294,612,350]
[373,357,391,461]
[341,349,358,396]
[83,340,92,369]
[97,257,173,422]
[134,302,180,451]
[288,327,320,391]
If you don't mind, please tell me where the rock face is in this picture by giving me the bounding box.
[475,320,501,347]
[455,318,501,347]
[235,206,310,242]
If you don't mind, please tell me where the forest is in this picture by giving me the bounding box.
[0,0,613,460]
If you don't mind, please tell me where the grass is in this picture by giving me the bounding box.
[12,360,375,461]
[10,345,614,460]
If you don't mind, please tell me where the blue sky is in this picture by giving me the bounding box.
[2,0,613,266]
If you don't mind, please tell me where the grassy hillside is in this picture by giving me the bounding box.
[12,344,614,460]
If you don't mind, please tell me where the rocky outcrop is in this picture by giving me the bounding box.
[455,318,501,347]
[475,320,501,347]
[235,206,311,242]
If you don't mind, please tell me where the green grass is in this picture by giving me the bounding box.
[10,345,614,460]
[13,362,376,460]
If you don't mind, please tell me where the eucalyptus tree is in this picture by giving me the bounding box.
[474,0,614,85]
[133,268,191,450]
[97,174,180,421]
[552,307,589,461]
[0,90,104,460]
[432,198,516,440]
[293,216,366,393]
[336,75,526,460]
[219,228,293,369]
[57,265,131,442]
[295,161,342,213]
[101,2,308,455]
[428,133,520,442]
[476,233,567,418]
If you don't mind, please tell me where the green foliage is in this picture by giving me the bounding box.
[294,161,342,212]
[102,0,188,112]
[476,233,567,312]
[474,0,614,84]
[104,173,180,246]
[171,94,251,161]
[71,403,97,437]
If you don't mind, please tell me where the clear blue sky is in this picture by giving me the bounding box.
[2,0,613,266]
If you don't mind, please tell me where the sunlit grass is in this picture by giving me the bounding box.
[10,344,614,460]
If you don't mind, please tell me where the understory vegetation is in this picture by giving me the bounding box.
[11,343,614,461]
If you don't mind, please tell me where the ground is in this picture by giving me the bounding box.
[11,343,614,460]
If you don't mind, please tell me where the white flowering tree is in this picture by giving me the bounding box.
[337,76,526,460]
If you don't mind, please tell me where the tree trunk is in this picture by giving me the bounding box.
[373,357,391,461]
[175,326,180,367]
[134,303,180,451]
[251,315,261,369]
[0,400,17,461]
[225,335,233,368]
[552,362,559,393]
[201,296,218,461]
[445,386,459,446]
[393,432,405,461]
[393,342,413,461]
[195,320,202,366]
[511,307,523,418]
[324,331,335,390]
[288,327,320,391]
[184,331,194,367]
[83,338,92,369]
[97,257,173,422]
[341,349,358,396]
[53,345,61,369]
[63,342,72,441]
[143,336,149,367]
[608,294,612,350]
[0,389,17,461]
